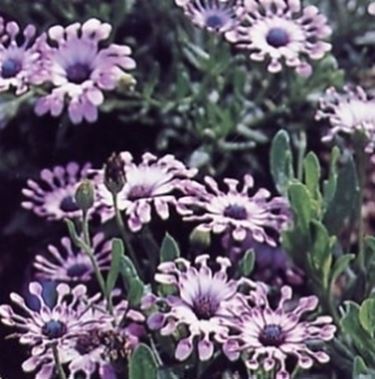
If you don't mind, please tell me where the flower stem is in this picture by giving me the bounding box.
[52,344,67,379]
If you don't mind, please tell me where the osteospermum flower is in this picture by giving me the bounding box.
[34,233,111,282]
[0,19,45,94]
[225,0,332,75]
[223,285,336,379]
[142,255,251,361]
[316,86,375,152]
[22,162,103,221]
[35,18,136,124]
[181,175,290,245]
[175,0,245,33]
[95,152,197,232]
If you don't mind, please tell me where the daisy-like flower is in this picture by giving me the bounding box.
[369,2,375,15]
[22,161,104,221]
[35,18,136,124]
[142,255,252,361]
[316,86,375,152]
[225,0,332,76]
[181,175,290,246]
[0,18,45,94]
[223,285,336,379]
[34,233,111,283]
[175,0,245,33]
[96,152,197,232]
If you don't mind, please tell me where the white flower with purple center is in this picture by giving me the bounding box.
[316,86,375,152]
[142,255,250,362]
[34,233,111,283]
[22,162,103,221]
[96,152,197,232]
[0,19,45,95]
[223,285,336,379]
[175,0,245,33]
[181,175,290,246]
[225,0,332,76]
[0,282,105,378]
[35,18,136,124]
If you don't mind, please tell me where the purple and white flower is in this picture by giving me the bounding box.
[175,0,245,33]
[225,0,332,76]
[369,2,375,15]
[0,19,45,94]
[224,285,336,379]
[142,255,252,362]
[22,161,103,221]
[316,86,375,152]
[34,233,112,283]
[181,175,290,246]
[95,152,197,232]
[35,18,136,124]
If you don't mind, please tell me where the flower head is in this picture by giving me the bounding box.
[226,0,332,76]
[96,152,197,232]
[316,86,375,152]
[224,285,336,379]
[181,175,290,246]
[175,0,245,33]
[22,162,104,221]
[0,19,45,94]
[34,233,112,283]
[35,18,136,124]
[142,255,251,361]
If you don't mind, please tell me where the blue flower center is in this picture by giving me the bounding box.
[205,14,225,29]
[42,320,67,339]
[60,195,79,213]
[193,295,219,320]
[66,63,91,84]
[259,324,285,347]
[67,263,90,278]
[266,27,290,48]
[1,58,22,79]
[224,204,247,220]
[127,185,153,201]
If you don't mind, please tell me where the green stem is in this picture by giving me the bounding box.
[52,344,67,379]
[140,226,160,276]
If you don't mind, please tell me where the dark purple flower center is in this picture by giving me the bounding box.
[60,195,79,213]
[266,27,290,48]
[259,324,285,347]
[75,334,100,355]
[193,295,219,320]
[67,263,90,278]
[127,184,153,201]
[206,14,225,29]
[42,320,67,339]
[66,63,91,84]
[1,58,22,79]
[223,204,247,220]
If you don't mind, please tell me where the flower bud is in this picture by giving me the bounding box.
[75,180,95,212]
[104,153,126,195]
[117,73,137,92]
[189,226,211,250]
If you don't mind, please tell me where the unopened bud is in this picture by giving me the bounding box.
[75,180,95,212]
[189,226,211,250]
[104,153,126,195]
[118,73,137,92]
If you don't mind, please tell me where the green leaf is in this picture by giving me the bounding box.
[303,152,321,198]
[157,368,180,379]
[270,130,295,195]
[120,256,145,307]
[323,146,340,207]
[239,250,255,277]
[359,299,375,336]
[106,238,124,295]
[288,183,312,232]
[160,233,180,263]
[64,219,82,249]
[330,254,355,286]
[129,344,158,379]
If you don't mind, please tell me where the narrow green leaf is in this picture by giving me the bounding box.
[239,250,255,277]
[288,183,312,232]
[330,254,355,286]
[323,146,340,207]
[64,219,82,249]
[359,299,375,336]
[106,238,124,295]
[129,344,158,379]
[303,152,321,197]
[160,233,180,263]
[120,256,145,307]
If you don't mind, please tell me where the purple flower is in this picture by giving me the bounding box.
[181,175,290,246]
[316,86,375,152]
[175,0,245,33]
[34,233,112,283]
[142,255,252,362]
[22,162,104,221]
[224,285,336,379]
[369,2,375,15]
[226,0,332,76]
[0,19,45,94]
[95,152,197,232]
[35,18,136,124]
